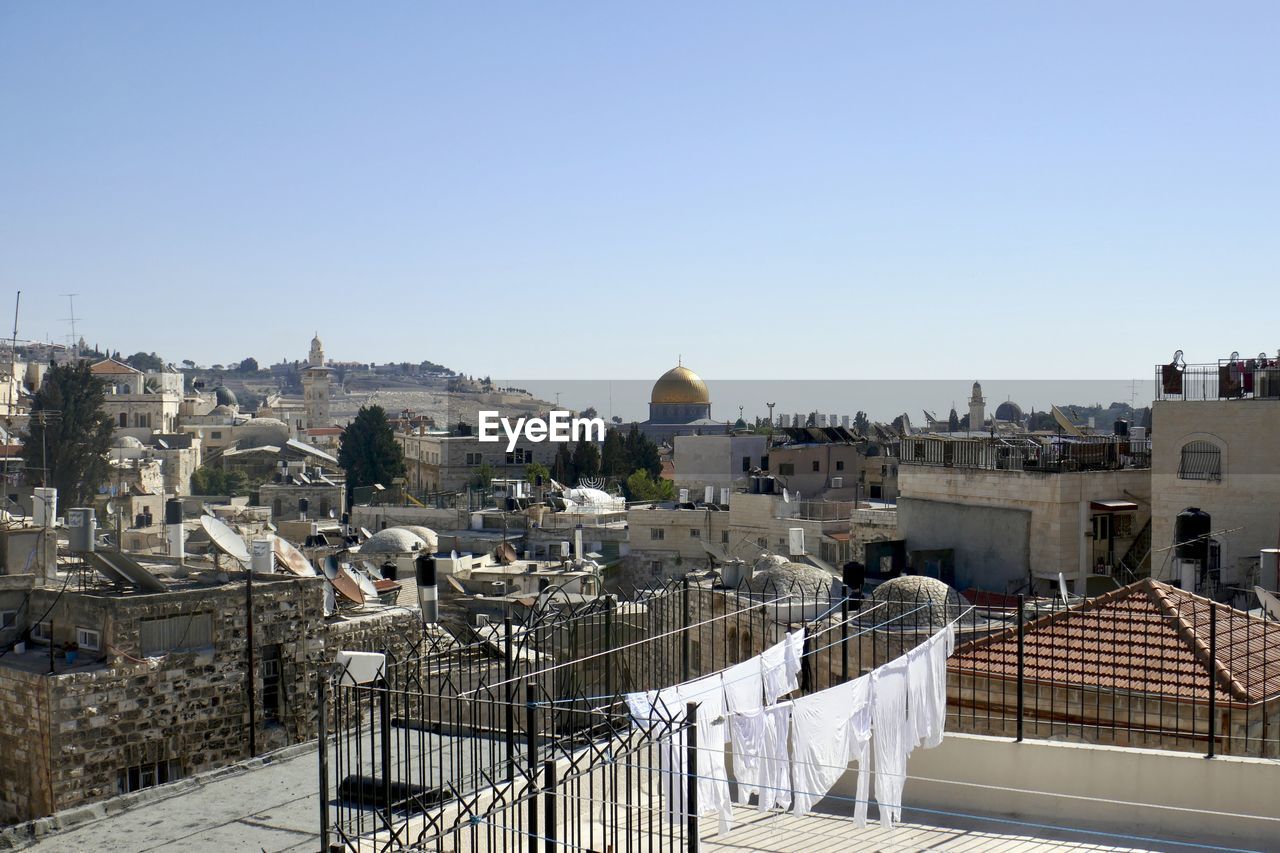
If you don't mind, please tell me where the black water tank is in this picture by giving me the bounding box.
[1114,418,1129,437]
[842,560,866,593]
[164,499,182,525]
[1175,507,1211,566]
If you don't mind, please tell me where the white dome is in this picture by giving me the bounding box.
[362,528,429,555]
[393,525,439,553]
[112,435,144,449]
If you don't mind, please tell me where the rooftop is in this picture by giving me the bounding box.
[1156,354,1280,402]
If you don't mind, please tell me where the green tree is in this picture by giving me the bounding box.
[470,463,495,489]
[338,405,406,498]
[238,357,260,372]
[948,408,960,432]
[623,470,675,502]
[190,465,248,496]
[551,443,574,484]
[124,351,165,372]
[854,411,870,435]
[570,440,601,481]
[623,425,662,480]
[600,428,628,478]
[524,461,550,487]
[21,361,115,505]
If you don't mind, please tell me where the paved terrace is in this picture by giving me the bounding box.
[6,741,1240,853]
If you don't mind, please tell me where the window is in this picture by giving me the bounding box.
[1178,440,1222,480]
[140,613,213,655]
[741,456,751,473]
[721,531,730,544]
[650,561,663,573]
[0,611,16,629]
[210,431,222,440]
[117,760,182,795]
[119,413,128,428]
[31,621,51,643]
[777,463,795,476]
[757,537,768,548]
[650,528,665,540]
[76,627,101,651]
[835,460,844,471]
[465,452,483,466]
[261,644,283,723]
[811,460,820,472]
[689,528,701,538]
[505,448,531,465]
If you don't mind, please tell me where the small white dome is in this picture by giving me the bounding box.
[362,528,429,555]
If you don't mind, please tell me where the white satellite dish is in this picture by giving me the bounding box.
[321,555,340,580]
[782,489,791,504]
[1256,586,1280,622]
[200,515,250,564]
[353,568,378,603]
[273,537,317,577]
[1058,572,1071,603]
[450,549,459,560]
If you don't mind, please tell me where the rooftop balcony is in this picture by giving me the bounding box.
[1156,354,1280,401]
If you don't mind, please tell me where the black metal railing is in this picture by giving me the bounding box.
[899,434,1150,473]
[1156,358,1280,401]
[319,575,1280,850]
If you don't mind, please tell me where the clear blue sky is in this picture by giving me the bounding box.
[2,2,1276,380]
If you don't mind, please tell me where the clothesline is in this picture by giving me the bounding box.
[529,603,970,708]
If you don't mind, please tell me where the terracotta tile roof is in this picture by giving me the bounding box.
[91,358,141,375]
[951,578,1280,706]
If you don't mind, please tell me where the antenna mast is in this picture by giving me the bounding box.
[7,291,18,413]
[61,293,80,357]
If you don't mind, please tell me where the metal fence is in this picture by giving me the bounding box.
[319,575,1280,851]
[1156,358,1280,401]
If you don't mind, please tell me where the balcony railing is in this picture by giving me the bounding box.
[1157,357,1280,402]
[900,434,1150,473]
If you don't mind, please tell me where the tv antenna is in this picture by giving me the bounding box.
[60,293,80,356]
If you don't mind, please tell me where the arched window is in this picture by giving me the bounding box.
[1178,440,1221,480]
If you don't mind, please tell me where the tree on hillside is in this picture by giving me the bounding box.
[948,408,961,432]
[20,361,114,505]
[854,411,870,435]
[238,357,260,373]
[338,405,405,497]
[124,351,165,372]
[551,443,574,484]
[524,461,551,487]
[469,463,495,490]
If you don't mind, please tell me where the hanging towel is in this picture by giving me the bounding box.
[721,657,766,804]
[761,630,802,704]
[673,673,734,834]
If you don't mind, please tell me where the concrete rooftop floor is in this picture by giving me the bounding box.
[16,742,1228,853]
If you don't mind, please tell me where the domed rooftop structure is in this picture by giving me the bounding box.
[211,404,236,416]
[392,525,439,553]
[651,365,710,406]
[111,435,144,449]
[361,528,429,555]
[745,554,836,596]
[865,576,970,630]
[236,417,290,448]
[214,386,238,407]
[995,401,1024,422]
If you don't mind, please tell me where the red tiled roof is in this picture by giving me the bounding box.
[951,579,1280,706]
[91,358,141,375]
[305,427,343,436]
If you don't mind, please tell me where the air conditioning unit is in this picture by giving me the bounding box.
[830,477,843,488]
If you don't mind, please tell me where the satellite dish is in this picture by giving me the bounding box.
[358,527,373,540]
[1051,405,1084,437]
[450,549,458,560]
[353,568,378,602]
[1256,586,1280,621]
[322,555,340,580]
[331,566,365,605]
[328,508,337,519]
[273,537,317,577]
[323,584,336,616]
[1058,572,1071,603]
[782,489,791,503]
[200,515,250,564]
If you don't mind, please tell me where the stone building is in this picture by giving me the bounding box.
[670,433,768,497]
[302,333,333,430]
[765,426,900,502]
[1150,358,1280,591]
[0,562,423,824]
[896,433,1151,595]
[397,428,559,494]
[624,490,898,584]
[92,358,182,438]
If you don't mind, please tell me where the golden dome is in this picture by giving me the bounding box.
[651,365,710,405]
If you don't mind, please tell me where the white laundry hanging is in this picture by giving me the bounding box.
[789,674,872,817]
[908,626,954,751]
[756,701,793,812]
[871,657,911,828]
[720,657,765,804]
[761,627,804,704]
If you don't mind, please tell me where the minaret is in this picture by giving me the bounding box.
[968,381,985,432]
[302,332,332,430]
